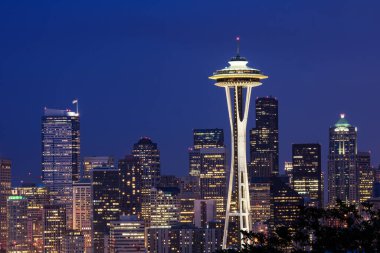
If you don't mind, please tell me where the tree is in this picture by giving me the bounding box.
[216,200,380,253]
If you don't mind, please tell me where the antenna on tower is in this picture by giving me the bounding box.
[72,99,79,115]
[236,36,240,56]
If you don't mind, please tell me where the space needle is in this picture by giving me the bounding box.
[209,37,268,248]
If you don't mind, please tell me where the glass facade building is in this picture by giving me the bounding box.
[328,114,358,206]
[199,147,227,221]
[250,97,279,178]
[7,196,29,253]
[41,108,80,228]
[72,180,92,253]
[118,155,142,218]
[91,167,120,253]
[292,143,322,208]
[131,137,160,222]
[0,159,11,251]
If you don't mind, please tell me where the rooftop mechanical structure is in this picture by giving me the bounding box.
[209,38,268,248]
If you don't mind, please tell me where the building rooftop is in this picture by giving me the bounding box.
[334,114,351,128]
[209,38,268,87]
[44,108,79,117]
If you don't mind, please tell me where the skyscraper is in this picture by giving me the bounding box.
[284,162,293,184]
[199,147,227,220]
[82,156,114,180]
[7,196,28,253]
[328,114,358,206]
[249,97,279,178]
[146,225,223,253]
[108,216,145,253]
[12,183,49,253]
[132,137,160,222]
[179,176,201,225]
[0,159,11,252]
[62,230,85,253]
[41,107,80,228]
[92,167,120,253]
[72,180,92,253]
[249,177,271,235]
[149,187,180,228]
[209,39,268,248]
[189,129,224,177]
[43,204,66,253]
[292,144,322,208]
[356,151,373,203]
[193,129,224,150]
[118,155,142,217]
[270,176,303,235]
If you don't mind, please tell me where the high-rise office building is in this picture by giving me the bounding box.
[193,129,224,150]
[199,147,227,220]
[7,196,28,253]
[41,108,80,228]
[189,129,224,177]
[328,114,358,206]
[146,224,223,253]
[158,175,181,188]
[292,144,322,208]
[284,162,293,185]
[132,137,160,222]
[249,177,271,235]
[43,204,66,253]
[179,191,198,225]
[357,152,373,203]
[72,180,92,253]
[118,155,142,218]
[92,167,120,253]
[209,41,268,248]
[108,216,145,253]
[12,183,49,252]
[178,176,201,225]
[150,187,180,228]
[62,230,85,253]
[270,176,303,234]
[194,199,217,228]
[82,156,114,180]
[0,159,11,252]
[12,183,49,253]
[250,97,279,178]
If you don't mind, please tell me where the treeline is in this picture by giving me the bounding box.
[217,200,380,253]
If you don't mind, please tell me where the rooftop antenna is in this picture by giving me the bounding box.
[72,99,79,115]
[236,36,240,56]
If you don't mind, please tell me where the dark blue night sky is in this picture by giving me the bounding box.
[1,0,379,184]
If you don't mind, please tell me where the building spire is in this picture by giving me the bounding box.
[72,99,79,115]
[236,36,240,56]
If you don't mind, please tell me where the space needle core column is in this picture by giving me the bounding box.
[209,38,268,248]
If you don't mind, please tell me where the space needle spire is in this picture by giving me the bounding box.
[209,38,268,248]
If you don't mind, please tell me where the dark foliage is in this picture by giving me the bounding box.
[216,200,380,253]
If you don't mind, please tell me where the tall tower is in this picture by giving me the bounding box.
[189,129,224,177]
[118,155,142,217]
[41,107,80,229]
[292,143,322,208]
[250,97,279,178]
[199,147,227,220]
[132,137,160,222]
[91,167,120,253]
[7,196,29,252]
[72,180,92,253]
[209,38,268,248]
[328,114,358,206]
[0,159,11,252]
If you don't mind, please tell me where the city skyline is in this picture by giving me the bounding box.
[1,1,380,184]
